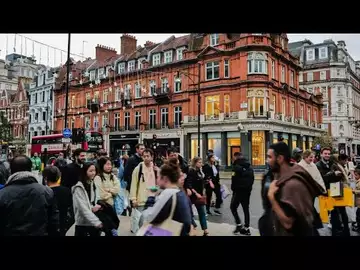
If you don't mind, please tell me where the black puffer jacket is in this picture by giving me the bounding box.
[231,158,254,192]
[0,171,59,236]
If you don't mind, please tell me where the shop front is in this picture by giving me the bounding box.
[141,130,184,157]
[109,133,140,159]
[184,120,321,169]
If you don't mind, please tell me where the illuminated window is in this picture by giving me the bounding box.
[224,94,230,117]
[205,95,220,119]
[248,97,265,116]
[251,131,265,166]
[282,98,286,114]
[227,138,241,166]
[71,95,75,107]
[291,101,295,117]
[191,139,199,158]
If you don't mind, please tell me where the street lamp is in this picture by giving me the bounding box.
[176,62,201,157]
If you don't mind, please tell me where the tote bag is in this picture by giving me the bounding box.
[329,182,344,197]
[136,194,183,236]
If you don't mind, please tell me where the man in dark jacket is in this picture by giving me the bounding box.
[267,142,323,236]
[230,154,254,236]
[123,143,145,192]
[61,148,86,189]
[0,155,59,236]
[316,147,338,190]
[0,160,10,186]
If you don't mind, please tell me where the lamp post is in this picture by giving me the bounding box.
[64,33,71,129]
[176,62,201,157]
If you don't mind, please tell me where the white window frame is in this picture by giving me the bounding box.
[94,116,99,129]
[321,86,328,99]
[135,111,141,130]
[174,106,182,128]
[152,54,161,66]
[247,52,268,75]
[105,66,111,77]
[320,71,326,80]
[161,78,168,92]
[281,98,286,114]
[124,112,130,130]
[149,109,156,128]
[299,72,303,82]
[307,72,313,82]
[174,75,181,93]
[103,90,108,103]
[281,65,285,82]
[85,116,90,129]
[160,108,168,128]
[115,87,121,101]
[135,83,141,98]
[306,49,315,61]
[205,61,220,81]
[319,47,328,59]
[290,70,294,87]
[149,80,156,95]
[128,60,135,71]
[89,70,96,81]
[98,68,104,78]
[118,62,125,73]
[138,58,146,69]
[102,114,108,127]
[164,51,173,63]
[114,113,120,129]
[224,59,230,78]
[176,47,185,61]
[271,60,275,79]
[322,103,328,116]
[210,34,219,46]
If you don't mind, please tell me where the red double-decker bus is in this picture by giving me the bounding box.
[31,131,104,156]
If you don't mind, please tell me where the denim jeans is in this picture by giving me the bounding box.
[195,204,208,230]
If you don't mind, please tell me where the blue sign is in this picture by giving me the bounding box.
[315,144,321,151]
[63,128,72,138]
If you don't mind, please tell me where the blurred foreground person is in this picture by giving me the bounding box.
[61,148,87,189]
[43,166,73,236]
[0,155,59,236]
[139,159,192,236]
[266,142,323,236]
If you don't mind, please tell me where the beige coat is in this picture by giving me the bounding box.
[298,159,326,193]
[94,173,120,206]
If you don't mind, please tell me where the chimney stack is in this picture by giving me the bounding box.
[121,34,137,55]
[145,40,156,47]
[95,44,117,62]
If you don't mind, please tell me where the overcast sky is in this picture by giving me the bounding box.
[0,34,359,66]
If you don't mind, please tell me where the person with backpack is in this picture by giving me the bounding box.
[230,154,255,236]
[129,149,159,232]
[267,142,323,236]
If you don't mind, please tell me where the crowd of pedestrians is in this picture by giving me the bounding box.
[0,140,360,237]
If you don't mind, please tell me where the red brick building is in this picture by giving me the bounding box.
[53,34,323,166]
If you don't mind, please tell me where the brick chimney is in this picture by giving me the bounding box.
[121,34,137,55]
[145,41,156,47]
[95,44,117,62]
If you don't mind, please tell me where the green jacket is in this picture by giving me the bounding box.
[31,157,41,170]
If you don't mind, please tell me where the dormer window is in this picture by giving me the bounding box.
[319,47,328,59]
[164,51,173,64]
[89,70,96,81]
[306,49,315,61]
[98,68,104,79]
[118,62,125,73]
[210,34,219,46]
[138,58,146,69]
[105,66,111,76]
[128,60,135,71]
[153,54,161,66]
[176,47,185,61]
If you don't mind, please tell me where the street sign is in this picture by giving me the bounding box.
[63,128,72,138]
[62,138,71,143]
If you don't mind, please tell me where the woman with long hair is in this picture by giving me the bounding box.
[94,157,120,207]
[187,157,209,236]
[203,154,222,215]
[141,158,192,236]
[72,162,103,236]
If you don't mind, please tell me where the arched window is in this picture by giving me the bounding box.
[247,52,268,74]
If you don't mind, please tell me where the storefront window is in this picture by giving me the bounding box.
[252,130,265,166]
[191,139,199,158]
[292,140,297,151]
[227,138,241,165]
[303,139,306,151]
[208,139,222,163]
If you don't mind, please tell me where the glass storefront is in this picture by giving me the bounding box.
[273,132,278,144]
[292,135,297,151]
[309,138,313,150]
[191,139,199,159]
[208,133,222,164]
[227,132,241,166]
[302,137,306,151]
[252,130,265,166]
